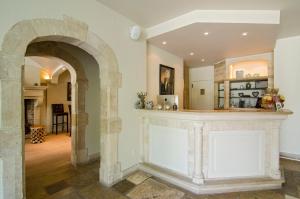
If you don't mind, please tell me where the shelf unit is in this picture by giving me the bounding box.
[213,53,274,109]
[229,78,268,108]
[215,77,269,109]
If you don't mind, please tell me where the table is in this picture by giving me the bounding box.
[30,125,46,144]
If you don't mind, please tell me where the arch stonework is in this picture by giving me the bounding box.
[0,17,122,198]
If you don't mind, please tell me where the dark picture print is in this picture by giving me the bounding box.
[67,82,71,101]
[159,64,175,95]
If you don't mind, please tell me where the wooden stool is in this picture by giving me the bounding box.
[30,125,46,144]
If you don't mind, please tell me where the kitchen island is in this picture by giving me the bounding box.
[137,109,292,194]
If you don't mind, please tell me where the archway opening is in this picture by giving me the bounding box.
[23,41,101,197]
[24,56,74,179]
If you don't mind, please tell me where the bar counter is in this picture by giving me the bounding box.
[137,108,292,194]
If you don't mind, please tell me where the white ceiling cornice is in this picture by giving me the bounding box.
[146,10,280,39]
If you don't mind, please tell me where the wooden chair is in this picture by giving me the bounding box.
[51,104,68,134]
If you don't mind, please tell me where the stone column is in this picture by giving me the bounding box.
[99,84,122,186]
[76,79,89,163]
[0,52,24,199]
[192,122,204,184]
[269,121,281,179]
[141,117,150,163]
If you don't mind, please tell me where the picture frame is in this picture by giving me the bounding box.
[67,82,71,101]
[159,64,175,95]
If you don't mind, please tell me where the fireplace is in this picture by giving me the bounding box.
[23,86,47,134]
[24,99,35,134]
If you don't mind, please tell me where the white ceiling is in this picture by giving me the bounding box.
[148,23,278,66]
[97,0,300,66]
[25,56,71,76]
[97,0,300,38]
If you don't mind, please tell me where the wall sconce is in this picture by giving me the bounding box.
[44,73,51,80]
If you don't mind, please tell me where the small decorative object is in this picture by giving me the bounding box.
[135,100,143,109]
[275,102,283,111]
[252,91,259,97]
[34,83,39,86]
[156,104,163,110]
[164,104,171,110]
[246,82,251,89]
[262,88,285,110]
[246,73,251,78]
[236,70,244,79]
[172,103,178,111]
[238,92,244,97]
[145,101,154,110]
[239,99,245,108]
[136,92,147,109]
[160,65,175,95]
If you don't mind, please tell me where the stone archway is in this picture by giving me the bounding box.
[0,16,122,198]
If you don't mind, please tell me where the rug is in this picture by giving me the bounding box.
[127,178,185,199]
[126,171,152,185]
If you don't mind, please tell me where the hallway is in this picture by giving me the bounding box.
[25,134,300,199]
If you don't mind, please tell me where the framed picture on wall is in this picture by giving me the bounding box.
[67,82,71,101]
[159,64,175,95]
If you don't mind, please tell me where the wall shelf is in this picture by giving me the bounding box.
[228,76,269,82]
[230,88,267,91]
[231,97,259,99]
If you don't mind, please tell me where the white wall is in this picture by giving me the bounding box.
[46,71,71,133]
[0,0,146,171]
[274,36,300,157]
[147,44,184,108]
[189,66,214,110]
[189,66,214,82]
[23,64,41,86]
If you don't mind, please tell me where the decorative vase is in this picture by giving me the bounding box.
[246,82,251,89]
[136,92,147,109]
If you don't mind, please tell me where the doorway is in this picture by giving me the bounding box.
[0,18,122,198]
[190,80,214,110]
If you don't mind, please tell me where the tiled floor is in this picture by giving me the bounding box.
[25,134,300,199]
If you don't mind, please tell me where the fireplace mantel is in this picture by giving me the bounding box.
[23,86,48,126]
[23,86,47,107]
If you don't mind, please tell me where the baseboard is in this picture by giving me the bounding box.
[280,152,300,161]
[88,152,100,163]
[139,163,283,194]
[121,163,140,179]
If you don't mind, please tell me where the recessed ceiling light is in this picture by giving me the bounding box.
[201,58,205,62]
[242,32,248,36]
[162,41,167,45]
[204,32,209,36]
[190,52,195,56]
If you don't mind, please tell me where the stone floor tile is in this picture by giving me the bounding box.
[45,187,84,199]
[25,134,300,199]
[45,180,70,195]
[113,179,136,194]
[79,182,127,199]
[126,170,152,185]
